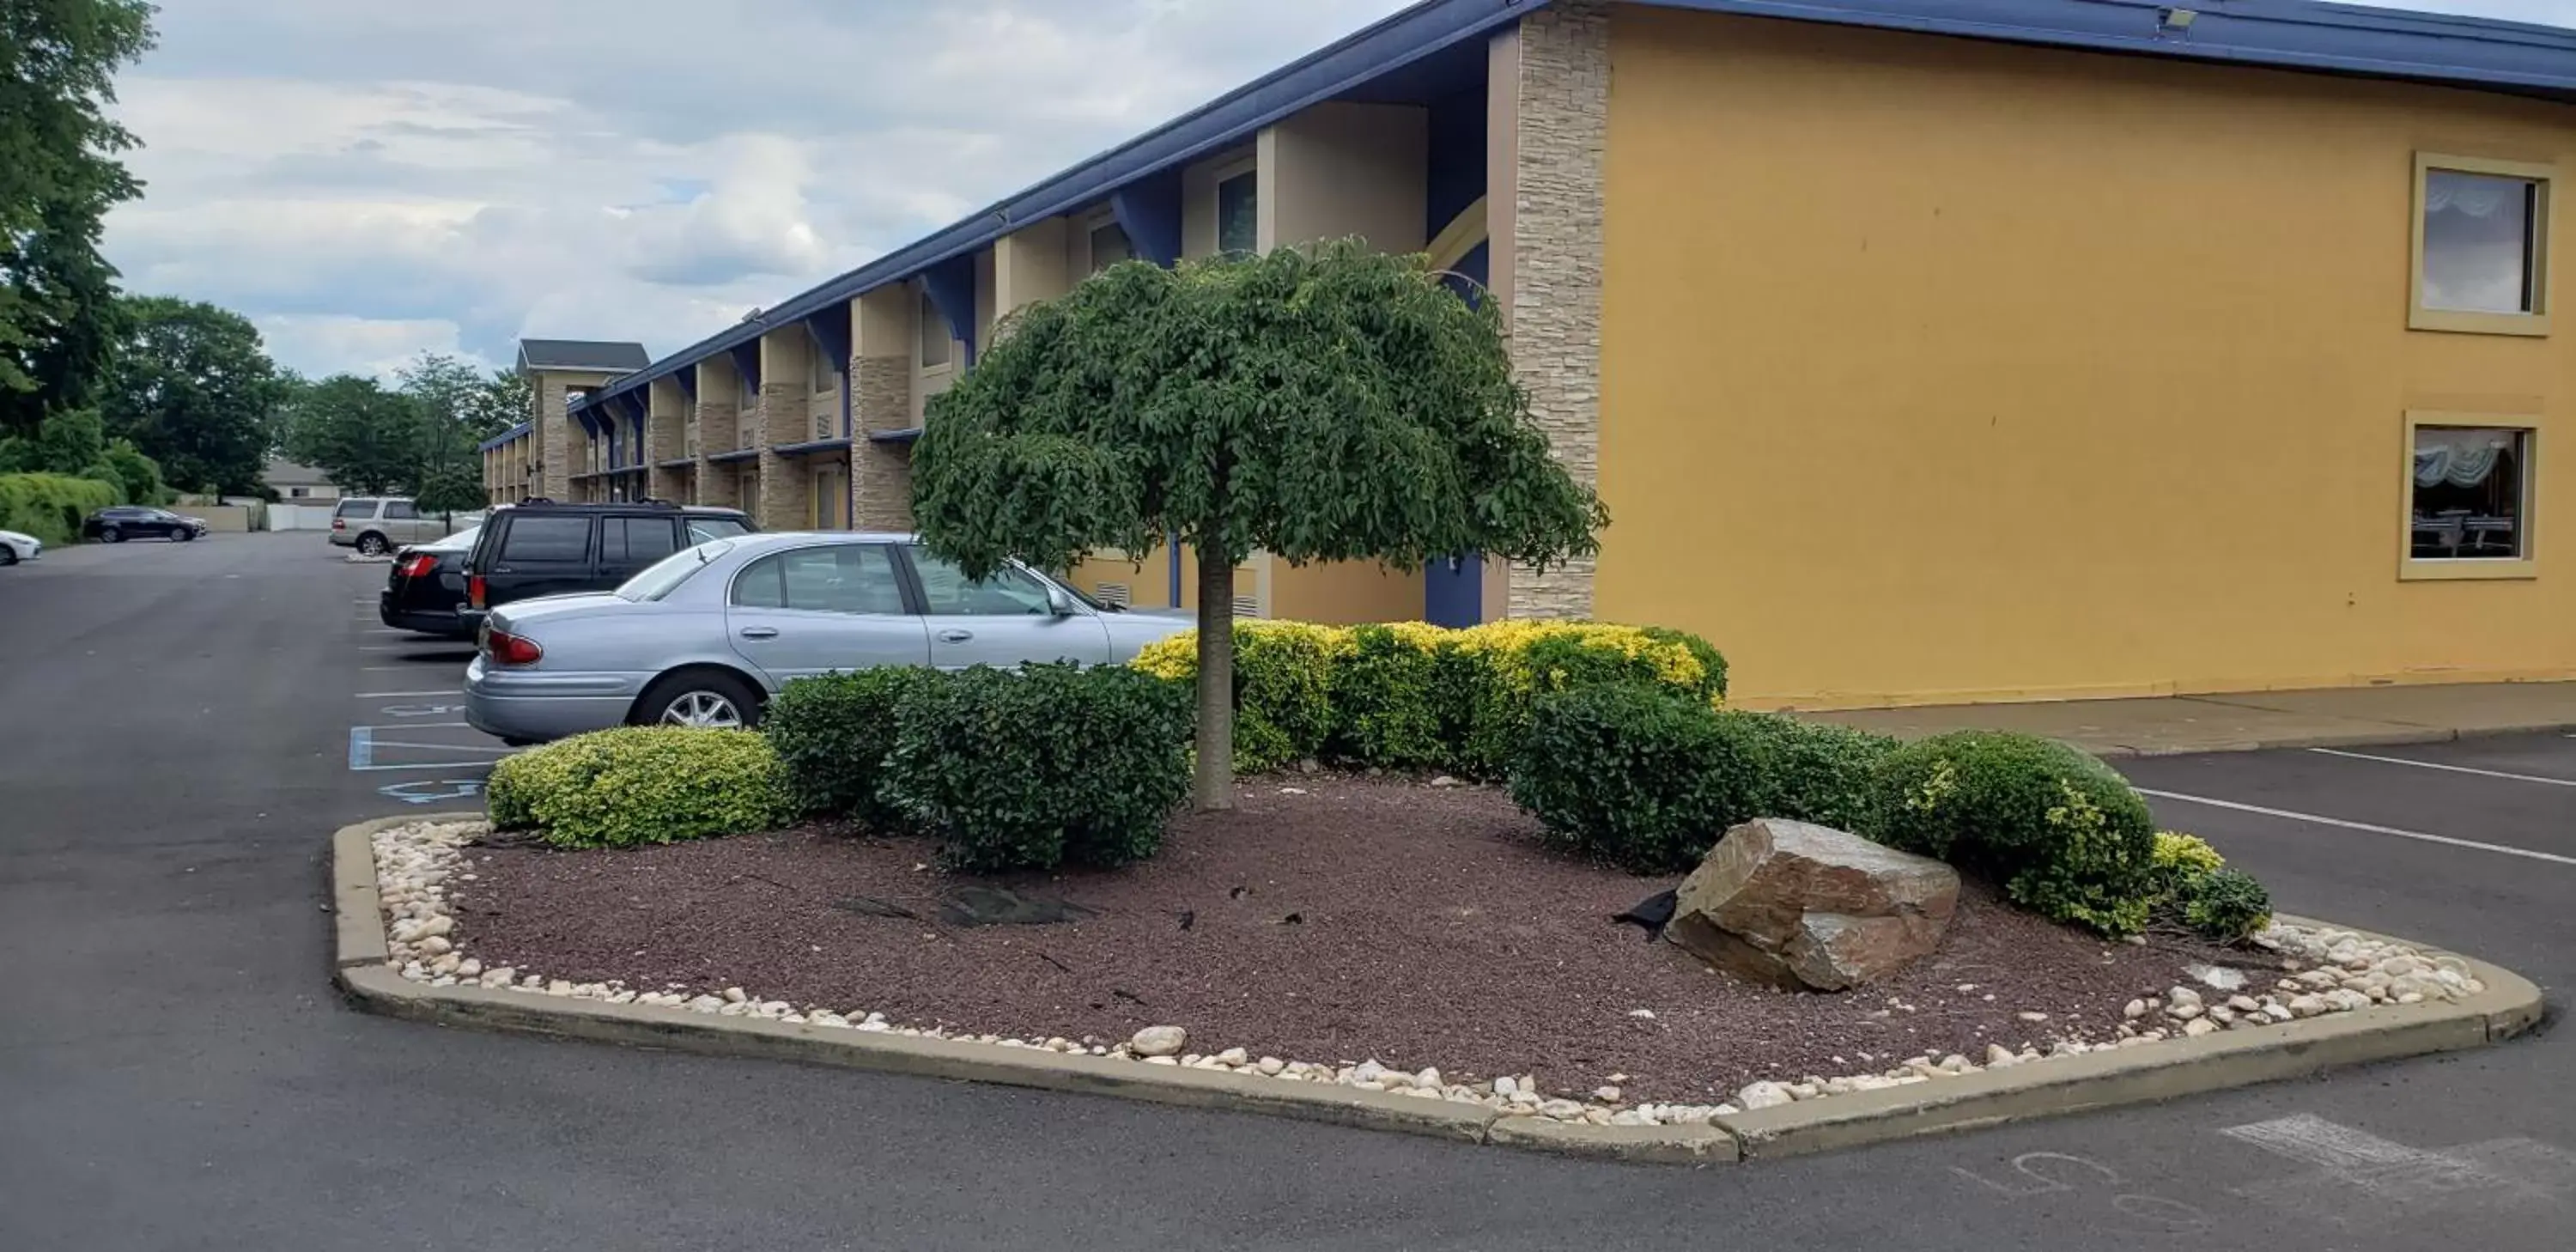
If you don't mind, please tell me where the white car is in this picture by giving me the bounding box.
[0,529,40,566]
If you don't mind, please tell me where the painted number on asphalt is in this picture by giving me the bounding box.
[2223,1114,2576,1225]
[379,779,485,805]
[1951,1152,2214,1236]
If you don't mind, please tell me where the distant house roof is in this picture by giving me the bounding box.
[517,339,651,374]
[570,0,2576,419]
[263,458,334,488]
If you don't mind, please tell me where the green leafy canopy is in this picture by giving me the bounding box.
[911,241,1606,578]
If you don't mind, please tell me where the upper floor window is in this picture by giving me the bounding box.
[1217,170,1257,257]
[919,290,952,369]
[2414,154,2553,337]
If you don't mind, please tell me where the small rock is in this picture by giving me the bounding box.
[1593,1085,1623,1103]
[545,980,573,996]
[2187,963,2246,992]
[1493,1075,1518,1097]
[1628,1008,1656,1020]
[2324,988,2373,1013]
[1417,1067,1443,1090]
[2287,994,2330,1018]
[1256,1056,1285,1076]
[1214,1047,1249,1067]
[721,987,748,1004]
[1610,1109,1651,1127]
[2015,1011,2050,1024]
[2263,1003,2295,1023]
[2227,995,2262,1013]
[1737,1080,1795,1110]
[1537,1099,1587,1119]
[2122,999,2148,1020]
[1429,775,1461,787]
[2169,1002,2205,1022]
[1352,1060,1388,1085]
[2183,1017,2220,1038]
[2167,986,2204,1011]
[455,959,481,978]
[2397,992,2426,1005]
[1129,1026,1187,1057]
[1144,1055,1178,1067]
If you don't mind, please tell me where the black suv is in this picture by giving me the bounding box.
[459,500,754,632]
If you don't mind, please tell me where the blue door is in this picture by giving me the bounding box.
[1425,552,1481,628]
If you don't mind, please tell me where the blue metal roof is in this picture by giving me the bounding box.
[478,422,532,453]
[573,0,2576,417]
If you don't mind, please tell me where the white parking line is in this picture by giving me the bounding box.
[355,690,459,699]
[2308,747,2576,788]
[368,739,510,754]
[2136,787,2576,867]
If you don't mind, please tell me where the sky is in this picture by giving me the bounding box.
[99,0,2576,380]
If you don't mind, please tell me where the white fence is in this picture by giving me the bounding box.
[266,503,340,532]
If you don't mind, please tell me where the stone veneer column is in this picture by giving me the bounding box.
[535,379,574,501]
[849,289,914,532]
[647,380,689,502]
[756,380,811,530]
[693,392,741,510]
[1503,0,1607,621]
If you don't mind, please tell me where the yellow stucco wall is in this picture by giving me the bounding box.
[1268,558,1421,624]
[1598,9,2576,708]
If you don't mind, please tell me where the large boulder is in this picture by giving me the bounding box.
[1665,817,1959,991]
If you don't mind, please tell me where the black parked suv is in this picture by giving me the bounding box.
[459,500,754,633]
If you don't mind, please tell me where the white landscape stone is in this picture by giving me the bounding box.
[1129,1026,1187,1057]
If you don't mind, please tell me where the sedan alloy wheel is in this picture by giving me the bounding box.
[658,690,744,729]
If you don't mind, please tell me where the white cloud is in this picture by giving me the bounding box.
[100,1,2576,379]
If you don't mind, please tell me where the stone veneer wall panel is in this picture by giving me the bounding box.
[852,355,914,532]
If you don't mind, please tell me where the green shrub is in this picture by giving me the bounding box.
[1510,684,1762,874]
[883,663,1192,872]
[1712,710,1898,832]
[763,667,942,827]
[2179,867,2273,942]
[484,726,791,849]
[1868,731,2158,935]
[1330,623,1449,769]
[1131,618,1727,779]
[0,472,118,546]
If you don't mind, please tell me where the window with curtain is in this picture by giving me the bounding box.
[1217,170,1257,256]
[2421,168,2543,315]
[2411,426,2530,560]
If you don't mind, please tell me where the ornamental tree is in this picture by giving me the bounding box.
[911,240,1606,809]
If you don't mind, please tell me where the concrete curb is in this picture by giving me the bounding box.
[331,820,2544,1165]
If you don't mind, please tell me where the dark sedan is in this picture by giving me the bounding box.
[380,526,481,637]
[82,506,207,543]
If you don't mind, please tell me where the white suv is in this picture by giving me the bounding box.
[330,497,483,555]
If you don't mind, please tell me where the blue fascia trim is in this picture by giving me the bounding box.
[920,254,979,368]
[477,422,532,453]
[657,457,696,470]
[706,447,761,465]
[775,437,854,457]
[726,342,762,395]
[672,368,697,402]
[1639,1,2576,96]
[1110,167,1186,267]
[572,0,1546,411]
[867,426,925,445]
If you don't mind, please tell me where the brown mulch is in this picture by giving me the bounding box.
[450,775,2254,1104]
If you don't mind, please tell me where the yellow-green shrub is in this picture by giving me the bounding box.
[1132,617,1727,778]
[2148,831,2273,940]
[0,473,118,546]
[485,726,791,848]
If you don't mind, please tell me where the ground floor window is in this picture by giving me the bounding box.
[2407,418,2535,576]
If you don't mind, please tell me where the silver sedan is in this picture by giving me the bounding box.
[463,531,1189,744]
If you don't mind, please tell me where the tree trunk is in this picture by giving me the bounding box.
[1191,544,1236,811]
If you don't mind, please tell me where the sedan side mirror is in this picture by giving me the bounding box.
[1044,585,1075,617]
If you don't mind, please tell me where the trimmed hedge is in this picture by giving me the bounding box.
[1511,684,1761,873]
[1868,731,2160,936]
[1715,710,1899,833]
[764,666,942,828]
[882,663,1192,872]
[485,726,792,849]
[1131,618,1728,779]
[0,473,118,547]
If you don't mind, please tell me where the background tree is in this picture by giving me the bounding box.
[280,374,422,495]
[98,295,289,494]
[911,242,1606,809]
[396,353,514,526]
[1,0,159,435]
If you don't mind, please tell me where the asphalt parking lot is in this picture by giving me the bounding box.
[2,532,2569,1251]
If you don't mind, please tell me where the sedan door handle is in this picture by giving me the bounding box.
[936,629,974,643]
[738,626,780,640]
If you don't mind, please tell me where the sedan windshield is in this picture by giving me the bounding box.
[618,539,734,602]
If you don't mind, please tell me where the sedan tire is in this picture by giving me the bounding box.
[355,532,389,556]
[634,671,762,731]
[173,527,195,542]
[101,526,124,543]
